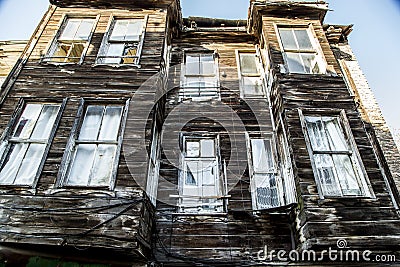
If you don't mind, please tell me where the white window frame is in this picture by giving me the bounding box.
[236,49,266,98]
[178,134,225,214]
[276,24,326,74]
[58,99,129,189]
[0,99,65,187]
[299,109,374,199]
[180,51,220,102]
[146,120,161,206]
[43,16,98,64]
[96,16,148,65]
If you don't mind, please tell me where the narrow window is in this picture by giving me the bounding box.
[180,53,219,101]
[247,135,297,210]
[301,113,372,197]
[45,18,95,63]
[146,122,161,206]
[63,103,126,188]
[0,103,61,186]
[179,136,223,213]
[277,26,325,74]
[96,18,146,65]
[237,51,265,97]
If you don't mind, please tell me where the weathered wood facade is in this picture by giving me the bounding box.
[0,0,399,266]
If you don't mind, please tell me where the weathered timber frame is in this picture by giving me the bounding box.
[42,14,100,65]
[299,108,375,199]
[95,14,149,66]
[179,49,221,102]
[235,48,267,99]
[176,133,228,214]
[0,97,66,188]
[56,98,129,190]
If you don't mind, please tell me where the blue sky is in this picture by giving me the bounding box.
[0,0,399,132]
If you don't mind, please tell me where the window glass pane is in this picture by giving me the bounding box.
[279,28,297,50]
[186,141,200,157]
[324,117,349,151]
[98,106,123,141]
[286,52,305,73]
[294,29,313,50]
[89,144,117,186]
[31,105,60,140]
[305,116,330,151]
[104,43,125,64]
[186,161,198,185]
[122,45,138,64]
[313,154,341,196]
[67,144,96,186]
[13,104,42,139]
[51,43,70,62]
[251,139,274,172]
[0,143,28,184]
[186,55,200,75]
[75,19,94,40]
[110,20,129,41]
[66,43,85,62]
[200,54,215,75]
[13,144,46,185]
[332,155,361,196]
[300,53,317,74]
[79,105,104,140]
[125,20,143,41]
[239,53,259,75]
[60,19,81,40]
[201,160,216,185]
[201,139,214,157]
[242,77,264,96]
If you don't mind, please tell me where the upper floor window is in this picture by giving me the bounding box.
[246,134,296,210]
[96,18,146,65]
[44,18,95,63]
[0,102,62,186]
[179,136,224,213]
[300,111,373,198]
[60,101,128,188]
[237,51,265,98]
[277,26,325,74]
[180,52,219,101]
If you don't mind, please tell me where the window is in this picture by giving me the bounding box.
[277,26,325,74]
[180,53,219,101]
[300,112,372,198]
[146,122,161,206]
[44,18,95,63]
[61,102,127,188]
[237,51,265,97]
[179,136,224,213]
[246,134,297,210]
[0,102,62,186]
[96,18,146,65]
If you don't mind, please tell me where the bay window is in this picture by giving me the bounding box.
[237,51,265,98]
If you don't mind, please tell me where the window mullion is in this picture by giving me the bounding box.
[86,143,99,186]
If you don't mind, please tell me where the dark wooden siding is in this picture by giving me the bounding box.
[154,31,295,266]
[260,13,400,258]
[0,5,166,262]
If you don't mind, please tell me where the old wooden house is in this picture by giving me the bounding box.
[0,0,399,266]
